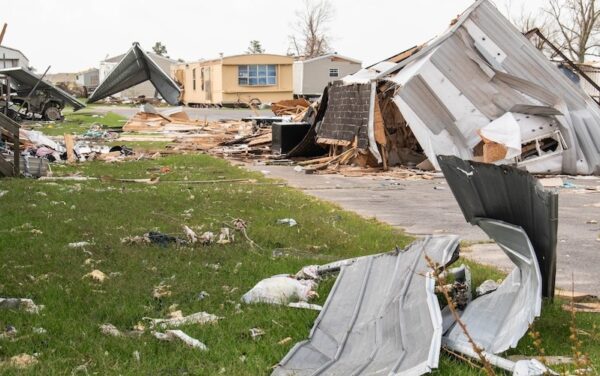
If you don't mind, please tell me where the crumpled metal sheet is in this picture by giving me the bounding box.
[272,235,460,376]
[0,67,85,111]
[443,219,542,354]
[88,43,180,105]
[437,155,558,298]
[345,0,600,175]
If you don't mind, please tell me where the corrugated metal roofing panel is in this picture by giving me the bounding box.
[88,43,180,105]
[272,236,460,376]
[444,219,542,354]
[437,155,558,298]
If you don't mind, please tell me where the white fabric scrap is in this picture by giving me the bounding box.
[153,329,208,351]
[241,276,317,305]
[480,113,522,160]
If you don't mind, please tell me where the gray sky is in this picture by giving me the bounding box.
[3,0,546,73]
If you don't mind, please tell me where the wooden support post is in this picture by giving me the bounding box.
[13,123,19,176]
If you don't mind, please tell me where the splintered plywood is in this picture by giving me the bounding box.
[318,83,371,149]
[374,96,386,145]
[64,134,75,163]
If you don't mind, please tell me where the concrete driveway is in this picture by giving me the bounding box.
[248,164,600,296]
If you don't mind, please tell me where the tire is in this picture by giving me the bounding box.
[43,106,62,121]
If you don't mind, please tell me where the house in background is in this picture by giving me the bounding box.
[46,72,77,85]
[173,54,293,107]
[0,45,30,70]
[99,51,176,100]
[293,53,362,98]
[75,68,99,91]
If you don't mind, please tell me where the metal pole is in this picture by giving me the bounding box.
[24,65,51,99]
[17,65,51,114]
[526,28,600,105]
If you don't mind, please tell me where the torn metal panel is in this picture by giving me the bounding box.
[88,43,180,105]
[0,67,85,110]
[444,219,542,354]
[272,236,460,376]
[437,155,558,298]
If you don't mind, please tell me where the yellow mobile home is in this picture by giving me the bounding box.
[173,54,293,107]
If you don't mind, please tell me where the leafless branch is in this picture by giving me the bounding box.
[288,0,334,58]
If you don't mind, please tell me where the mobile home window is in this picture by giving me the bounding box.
[238,65,277,86]
[192,68,197,91]
[329,68,339,77]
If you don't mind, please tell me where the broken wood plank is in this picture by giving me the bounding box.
[64,134,75,163]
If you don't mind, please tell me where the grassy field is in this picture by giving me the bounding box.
[0,112,598,375]
[37,108,125,136]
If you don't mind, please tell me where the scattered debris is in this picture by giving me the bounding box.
[199,231,215,245]
[152,283,172,299]
[0,353,38,369]
[278,337,293,346]
[152,330,208,351]
[144,311,222,329]
[121,235,151,245]
[287,302,323,311]
[216,228,233,244]
[99,324,123,337]
[277,218,297,227]
[241,276,317,305]
[0,298,42,314]
[68,241,93,249]
[83,270,108,283]
[167,310,183,319]
[32,327,46,335]
[249,328,265,341]
[183,225,198,244]
[0,325,17,340]
[562,302,600,314]
[197,291,210,301]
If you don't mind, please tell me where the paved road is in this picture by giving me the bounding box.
[248,164,600,296]
[91,105,274,122]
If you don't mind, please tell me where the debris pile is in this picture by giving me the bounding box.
[281,0,600,176]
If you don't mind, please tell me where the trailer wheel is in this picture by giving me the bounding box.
[44,106,62,121]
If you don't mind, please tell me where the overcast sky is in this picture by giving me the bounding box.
[3,0,546,73]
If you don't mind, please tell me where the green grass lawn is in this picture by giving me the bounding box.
[0,112,598,375]
[37,109,124,136]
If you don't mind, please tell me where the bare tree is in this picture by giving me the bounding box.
[288,0,334,58]
[502,0,557,53]
[545,0,600,63]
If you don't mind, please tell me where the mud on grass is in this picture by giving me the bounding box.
[0,155,598,375]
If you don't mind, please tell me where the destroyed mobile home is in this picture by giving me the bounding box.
[266,156,558,376]
[290,0,600,176]
[0,67,85,121]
